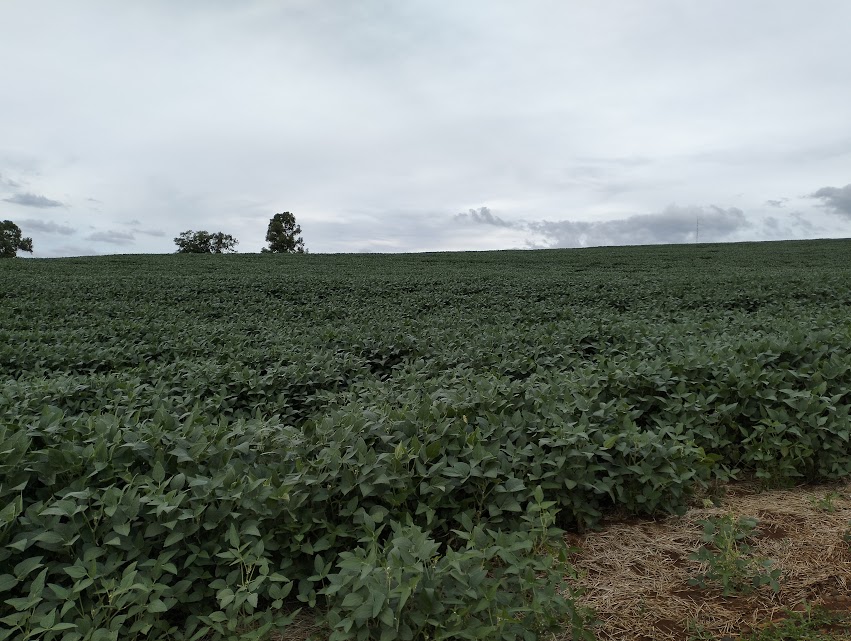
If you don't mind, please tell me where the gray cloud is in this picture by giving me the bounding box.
[453,206,515,227]
[121,218,165,238]
[0,173,21,189]
[18,219,77,235]
[524,205,748,248]
[765,198,788,208]
[455,203,750,248]
[762,211,818,238]
[87,230,136,245]
[3,192,65,208]
[122,218,165,236]
[809,184,851,218]
[134,228,166,237]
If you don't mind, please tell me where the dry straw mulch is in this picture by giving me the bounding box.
[565,480,851,641]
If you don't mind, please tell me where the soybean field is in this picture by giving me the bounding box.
[2,239,851,640]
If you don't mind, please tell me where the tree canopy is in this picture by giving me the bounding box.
[262,212,305,253]
[174,230,238,254]
[0,220,34,258]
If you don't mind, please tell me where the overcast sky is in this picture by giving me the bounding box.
[1,1,850,256]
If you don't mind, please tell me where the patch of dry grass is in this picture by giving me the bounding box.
[565,480,851,641]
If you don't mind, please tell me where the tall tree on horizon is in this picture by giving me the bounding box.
[0,220,34,257]
[262,212,305,253]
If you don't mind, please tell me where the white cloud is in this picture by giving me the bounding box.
[1,1,850,255]
[454,207,515,228]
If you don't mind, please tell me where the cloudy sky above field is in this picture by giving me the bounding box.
[1,1,850,256]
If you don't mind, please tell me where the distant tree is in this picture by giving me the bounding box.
[208,232,238,254]
[174,230,238,254]
[262,212,305,253]
[0,220,34,258]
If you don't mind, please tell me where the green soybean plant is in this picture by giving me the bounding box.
[688,515,781,596]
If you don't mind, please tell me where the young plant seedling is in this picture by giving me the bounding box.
[810,491,841,513]
[688,515,781,596]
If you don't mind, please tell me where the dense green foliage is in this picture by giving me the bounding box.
[262,212,305,254]
[2,239,851,640]
[174,230,238,254]
[0,221,33,258]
